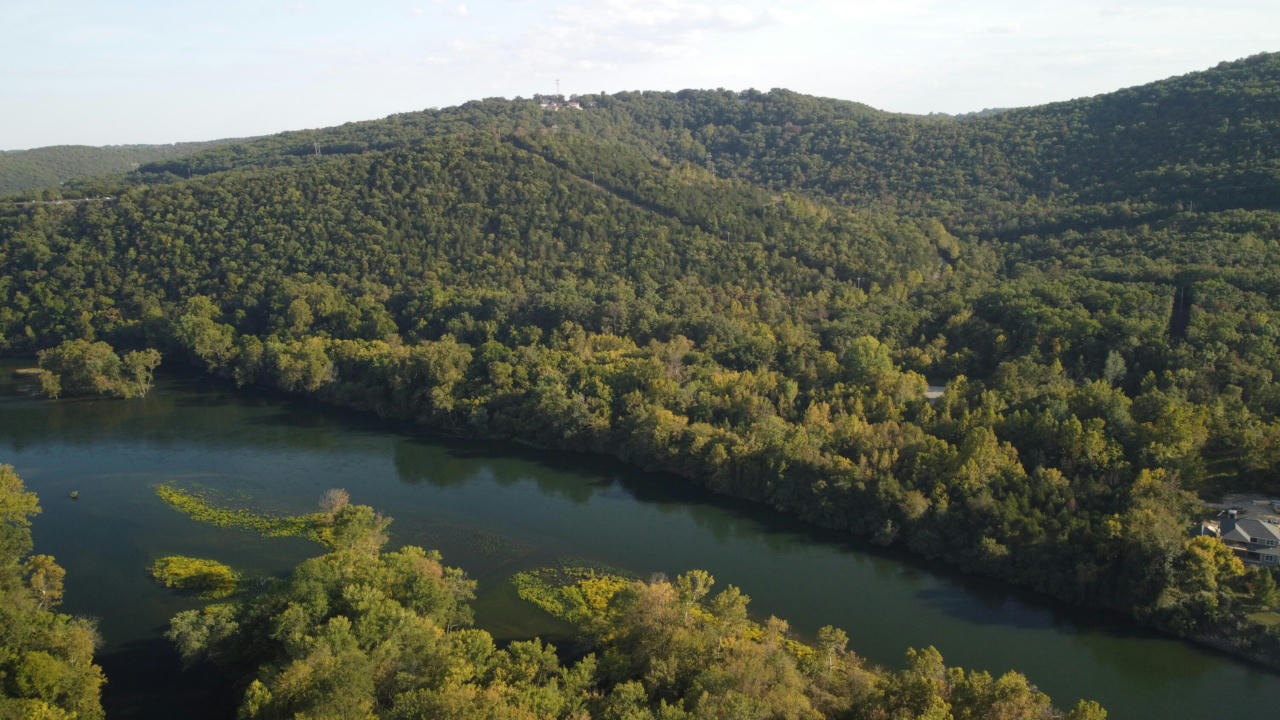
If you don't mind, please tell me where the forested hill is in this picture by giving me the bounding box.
[1,133,960,357]
[128,52,1280,218]
[0,140,235,196]
[4,52,1280,670]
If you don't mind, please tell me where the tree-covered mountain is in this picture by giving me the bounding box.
[0,140,236,197]
[131,53,1280,219]
[3,52,1280,670]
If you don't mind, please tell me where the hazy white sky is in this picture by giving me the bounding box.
[3,0,1276,150]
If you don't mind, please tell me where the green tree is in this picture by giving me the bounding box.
[36,339,160,399]
[0,466,105,719]
[1249,567,1280,610]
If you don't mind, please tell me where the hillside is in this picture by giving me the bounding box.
[3,53,1280,667]
[0,140,236,196]
[130,53,1280,217]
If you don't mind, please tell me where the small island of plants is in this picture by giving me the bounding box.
[36,338,160,399]
[150,555,240,599]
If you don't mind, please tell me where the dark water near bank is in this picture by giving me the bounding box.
[2,366,1278,719]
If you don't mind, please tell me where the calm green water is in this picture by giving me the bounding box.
[2,365,1278,719]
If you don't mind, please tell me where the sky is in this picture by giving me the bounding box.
[2,0,1277,150]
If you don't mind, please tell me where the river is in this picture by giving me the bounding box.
[2,366,1277,719]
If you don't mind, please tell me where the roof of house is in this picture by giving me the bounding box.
[1221,517,1280,545]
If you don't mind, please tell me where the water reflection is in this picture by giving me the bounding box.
[98,638,237,720]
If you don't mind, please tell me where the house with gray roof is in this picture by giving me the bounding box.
[1218,517,1280,566]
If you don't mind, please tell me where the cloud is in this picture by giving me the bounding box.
[450,3,468,17]
[506,0,797,74]
[820,0,931,23]
[556,0,794,33]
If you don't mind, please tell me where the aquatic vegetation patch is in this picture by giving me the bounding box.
[150,555,240,599]
[407,521,535,559]
[512,565,632,625]
[460,526,534,557]
[154,483,323,540]
[553,556,633,576]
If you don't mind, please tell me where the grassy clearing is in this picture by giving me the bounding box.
[1248,611,1280,627]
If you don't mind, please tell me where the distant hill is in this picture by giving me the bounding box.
[0,140,237,196]
[128,53,1280,222]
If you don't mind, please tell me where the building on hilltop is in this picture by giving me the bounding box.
[538,98,582,111]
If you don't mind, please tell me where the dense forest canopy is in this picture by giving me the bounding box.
[3,52,1280,673]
